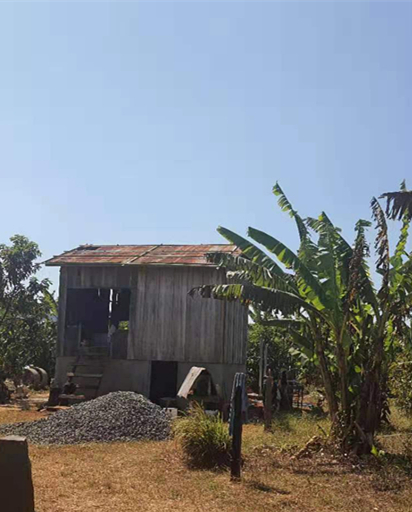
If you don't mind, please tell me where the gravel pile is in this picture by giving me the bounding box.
[0,391,171,445]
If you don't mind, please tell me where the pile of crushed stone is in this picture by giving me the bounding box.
[0,391,171,445]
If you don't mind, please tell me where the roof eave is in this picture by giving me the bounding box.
[45,261,221,268]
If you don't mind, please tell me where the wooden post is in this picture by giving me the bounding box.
[264,369,273,431]
[258,339,264,395]
[56,267,68,358]
[0,436,35,512]
[231,385,243,480]
[263,343,269,383]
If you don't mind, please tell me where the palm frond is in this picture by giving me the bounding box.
[305,216,323,233]
[216,226,287,278]
[189,283,323,318]
[380,180,412,220]
[206,252,297,292]
[315,214,342,307]
[273,182,309,241]
[393,212,411,265]
[43,289,58,313]
[273,182,295,218]
[248,227,330,310]
[273,183,318,266]
[309,213,378,313]
[289,329,315,358]
[371,197,390,299]
[346,219,372,310]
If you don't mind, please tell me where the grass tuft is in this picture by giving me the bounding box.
[173,403,232,469]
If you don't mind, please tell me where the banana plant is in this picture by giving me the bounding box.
[381,180,412,220]
[191,184,412,452]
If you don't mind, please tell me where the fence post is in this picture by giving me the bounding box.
[264,369,273,431]
[259,340,264,395]
[231,385,243,480]
[0,436,35,512]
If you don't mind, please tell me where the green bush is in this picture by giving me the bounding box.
[173,403,232,469]
[390,352,412,415]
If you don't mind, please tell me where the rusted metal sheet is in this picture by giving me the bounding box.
[45,244,240,267]
[177,366,206,398]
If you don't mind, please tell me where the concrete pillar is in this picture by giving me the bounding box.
[0,436,35,512]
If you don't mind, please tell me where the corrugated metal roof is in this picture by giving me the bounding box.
[45,244,240,267]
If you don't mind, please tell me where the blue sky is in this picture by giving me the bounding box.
[0,2,410,290]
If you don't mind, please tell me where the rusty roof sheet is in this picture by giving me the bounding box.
[45,244,240,267]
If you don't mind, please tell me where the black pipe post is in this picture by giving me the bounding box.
[231,385,243,480]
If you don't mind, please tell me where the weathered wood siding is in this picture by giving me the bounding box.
[128,266,248,364]
[60,265,248,365]
[65,266,132,289]
[56,267,68,357]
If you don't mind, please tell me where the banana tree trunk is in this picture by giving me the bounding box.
[355,337,385,454]
[315,337,338,421]
[336,341,351,426]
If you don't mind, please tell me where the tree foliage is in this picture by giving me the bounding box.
[0,235,56,380]
[247,323,296,390]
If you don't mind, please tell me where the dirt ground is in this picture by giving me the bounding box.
[1,406,412,512]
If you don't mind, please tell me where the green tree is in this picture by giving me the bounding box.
[0,235,56,380]
[247,323,296,391]
[191,184,412,453]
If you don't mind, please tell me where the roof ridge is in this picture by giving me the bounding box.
[75,243,235,247]
[45,243,241,267]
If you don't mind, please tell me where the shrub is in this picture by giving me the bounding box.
[173,403,232,469]
[390,352,412,415]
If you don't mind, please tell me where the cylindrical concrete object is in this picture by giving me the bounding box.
[33,367,48,388]
[22,367,41,390]
[0,436,35,512]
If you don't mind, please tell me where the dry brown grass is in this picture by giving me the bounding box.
[0,405,46,424]
[1,407,412,511]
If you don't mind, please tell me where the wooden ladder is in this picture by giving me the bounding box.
[67,346,109,402]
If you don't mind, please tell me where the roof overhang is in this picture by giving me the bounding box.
[45,244,240,268]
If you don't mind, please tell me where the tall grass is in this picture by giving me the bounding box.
[174,403,232,469]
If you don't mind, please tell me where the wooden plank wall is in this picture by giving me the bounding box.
[128,266,248,364]
[66,266,132,289]
[56,267,68,357]
[60,265,248,365]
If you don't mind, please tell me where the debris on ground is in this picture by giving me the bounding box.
[0,391,171,444]
[15,385,30,399]
[294,435,324,459]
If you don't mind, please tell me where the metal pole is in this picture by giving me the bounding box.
[231,385,243,480]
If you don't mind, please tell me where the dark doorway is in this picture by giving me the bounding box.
[66,288,110,338]
[150,361,178,404]
[65,288,131,354]
[110,289,131,328]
